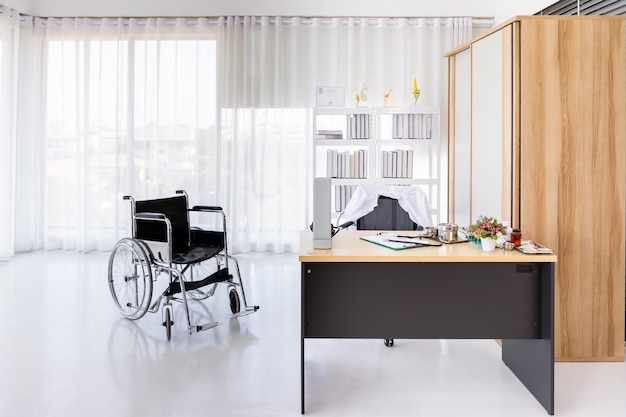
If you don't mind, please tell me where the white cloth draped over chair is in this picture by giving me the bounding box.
[339,184,433,228]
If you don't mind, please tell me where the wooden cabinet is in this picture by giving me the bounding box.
[446,16,626,361]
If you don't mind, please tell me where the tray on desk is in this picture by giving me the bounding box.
[514,241,554,254]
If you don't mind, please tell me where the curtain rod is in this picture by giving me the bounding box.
[1,7,493,26]
[35,16,494,28]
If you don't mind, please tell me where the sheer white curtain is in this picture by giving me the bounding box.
[14,17,46,254]
[217,16,474,252]
[42,17,218,252]
[5,13,474,256]
[0,6,20,261]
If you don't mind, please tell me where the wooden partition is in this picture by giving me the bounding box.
[445,16,626,361]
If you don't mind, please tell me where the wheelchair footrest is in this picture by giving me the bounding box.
[232,305,260,318]
[165,267,230,296]
[190,321,221,333]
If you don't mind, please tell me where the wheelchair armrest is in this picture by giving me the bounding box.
[192,205,223,212]
[135,212,167,220]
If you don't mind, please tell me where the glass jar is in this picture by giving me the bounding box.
[511,229,522,246]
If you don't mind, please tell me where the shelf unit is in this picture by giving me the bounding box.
[313,106,440,224]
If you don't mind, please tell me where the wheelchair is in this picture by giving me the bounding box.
[107,190,259,340]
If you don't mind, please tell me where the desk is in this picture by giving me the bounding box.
[299,231,556,414]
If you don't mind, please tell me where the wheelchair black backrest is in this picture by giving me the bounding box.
[356,196,418,230]
[135,195,189,254]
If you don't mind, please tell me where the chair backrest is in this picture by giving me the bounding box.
[135,195,189,254]
[356,196,417,230]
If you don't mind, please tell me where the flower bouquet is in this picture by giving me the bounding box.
[468,216,506,249]
[468,216,505,240]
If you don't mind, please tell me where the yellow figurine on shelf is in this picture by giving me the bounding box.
[383,89,392,107]
[355,82,368,106]
[412,76,421,105]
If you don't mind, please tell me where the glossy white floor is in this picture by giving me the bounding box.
[1,250,625,417]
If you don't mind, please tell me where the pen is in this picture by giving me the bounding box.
[378,232,421,239]
[385,238,419,247]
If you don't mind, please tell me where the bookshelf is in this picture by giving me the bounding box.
[313,106,439,223]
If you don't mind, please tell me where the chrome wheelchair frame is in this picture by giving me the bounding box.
[107,190,259,340]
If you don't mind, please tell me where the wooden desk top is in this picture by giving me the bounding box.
[299,231,557,263]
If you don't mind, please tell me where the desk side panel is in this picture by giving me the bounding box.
[503,262,554,414]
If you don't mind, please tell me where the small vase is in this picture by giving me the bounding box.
[411,91,420,106]
[481,238,497,252]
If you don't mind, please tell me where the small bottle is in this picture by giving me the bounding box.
[502,221,512,242]
[511,229,522,246]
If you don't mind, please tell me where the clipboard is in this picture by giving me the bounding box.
[360,235,442,250]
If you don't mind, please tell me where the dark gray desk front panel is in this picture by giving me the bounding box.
[303,262,541,339]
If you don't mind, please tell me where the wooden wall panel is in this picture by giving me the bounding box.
[519,18,625,361]
[447,16,625,361]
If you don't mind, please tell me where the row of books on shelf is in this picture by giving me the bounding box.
[334,184,358,212]
[315,114,372,140]
[327,149,368,179]
[392,113,432,139]
[348,114,371,139]
[381,150,414,178]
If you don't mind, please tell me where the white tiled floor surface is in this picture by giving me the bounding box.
[0,250,625,417]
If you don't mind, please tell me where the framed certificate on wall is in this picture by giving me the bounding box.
[316,86,345,107]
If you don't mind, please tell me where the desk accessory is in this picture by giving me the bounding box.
[361,234,441,250]
[312,177,332,249]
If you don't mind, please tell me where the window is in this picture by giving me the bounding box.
[45,33,218,250]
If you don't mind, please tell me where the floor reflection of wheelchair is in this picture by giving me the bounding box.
[107,190,259,340]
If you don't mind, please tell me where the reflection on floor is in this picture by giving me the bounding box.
[0,250,625,417]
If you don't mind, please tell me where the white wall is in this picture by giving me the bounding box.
[23,0,497,18]
[2,0,33,14]
[495,0,556,23]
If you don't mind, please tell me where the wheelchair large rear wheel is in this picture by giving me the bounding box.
[108,238,153,320]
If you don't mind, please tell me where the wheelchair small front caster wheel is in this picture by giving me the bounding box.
[229,287,241,314]
[163,306,174,341]
[384,338,394,347]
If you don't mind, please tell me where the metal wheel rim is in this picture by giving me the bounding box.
[108,238,153,320]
